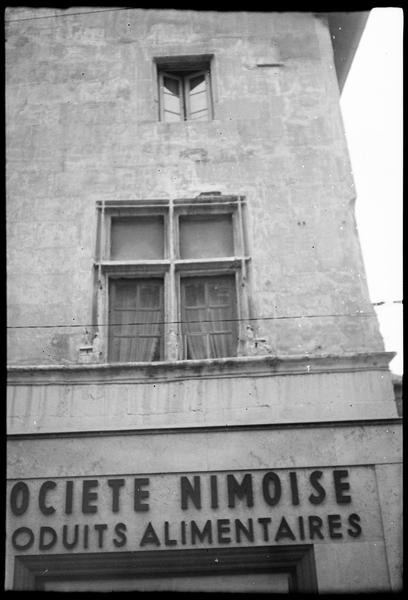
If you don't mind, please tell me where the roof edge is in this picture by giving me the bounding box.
[325,11,370,92]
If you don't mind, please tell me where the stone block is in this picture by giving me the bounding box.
[314,541,390,592]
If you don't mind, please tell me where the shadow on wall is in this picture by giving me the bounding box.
[392,375,403,416]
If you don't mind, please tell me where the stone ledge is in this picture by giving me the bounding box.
[7,352,395,385]
[7,422,402,479]
[7,417,403,441]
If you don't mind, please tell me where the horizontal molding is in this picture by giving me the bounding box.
[7,352,395,386]
[7,422,402,480]
[96,199,170,208]
[7,417,403,441]
[95,195,243,210]
[96,257,250,273]
[7,457,403,481]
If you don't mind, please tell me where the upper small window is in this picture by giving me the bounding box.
[156,55,213,122]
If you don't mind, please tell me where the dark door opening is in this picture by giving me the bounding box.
[14,545,318,593]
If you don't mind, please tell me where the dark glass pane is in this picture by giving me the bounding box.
[163,76,180,96]
[189,74,206,92]
[114,280,138,310]
[139,284,161,308]
[208,281,233,306]
[184,281,206,307]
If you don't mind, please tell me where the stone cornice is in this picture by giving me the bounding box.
[7,352,395,386]
[7,417,403,441]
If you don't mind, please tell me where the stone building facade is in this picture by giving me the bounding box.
[6,8,402,592]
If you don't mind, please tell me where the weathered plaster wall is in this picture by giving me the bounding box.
[6,8,384,365]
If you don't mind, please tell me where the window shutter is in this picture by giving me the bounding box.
[160,72,184,122]
[184,70,209,121]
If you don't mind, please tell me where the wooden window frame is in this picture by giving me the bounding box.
[184,69,211,121]
[180,274,239,360]
[110,214,166,261]
[158,71,185,122]
[155,55,214,122]
[108,277,165,363]
[101,206,169,262]
[95,197,250,362]
[13,545,318,592]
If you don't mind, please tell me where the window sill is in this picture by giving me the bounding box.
[157,119,213,126]
[7,352,395,385]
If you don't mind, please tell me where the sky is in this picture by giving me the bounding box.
[340,7,403,375]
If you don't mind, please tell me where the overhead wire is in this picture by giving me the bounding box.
[5,7,132,23]
[6,301,402,330]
